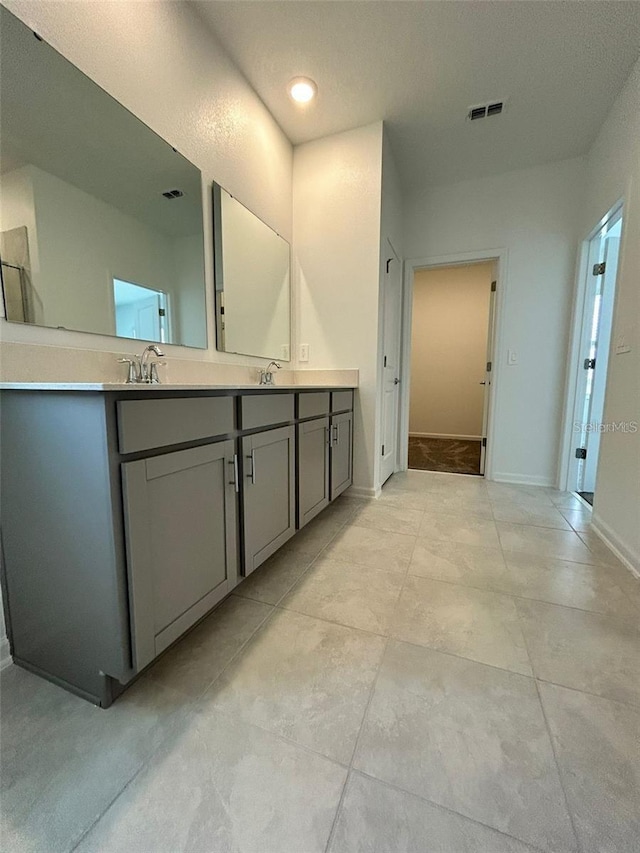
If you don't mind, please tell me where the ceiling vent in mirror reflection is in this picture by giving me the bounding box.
[467,100,505,121]
[162,189,184,199]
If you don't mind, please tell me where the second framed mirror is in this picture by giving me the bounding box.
[212,183,290,362]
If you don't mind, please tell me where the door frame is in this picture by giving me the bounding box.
[558,199,624,493]
[399,248,508,480]
[378,236,403,486]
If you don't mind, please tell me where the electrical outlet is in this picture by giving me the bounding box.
[300,343,309,362]
[281,344,290,360]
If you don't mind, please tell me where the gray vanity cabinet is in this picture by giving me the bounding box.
[330,411,354,500]
[298,416,330,528]
[121,440,238,671]
[0,385,354,706]
[241,425,296,574]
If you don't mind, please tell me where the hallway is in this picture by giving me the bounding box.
[2,473,639,853]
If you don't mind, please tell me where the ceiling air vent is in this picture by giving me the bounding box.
[467,100,505,121]
[162,189,184,199]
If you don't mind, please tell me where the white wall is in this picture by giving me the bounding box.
[1,0,292,367]
[580,58,640,571]
[404,156,586,486]
[293,123,383,493]
[410,263,493,438]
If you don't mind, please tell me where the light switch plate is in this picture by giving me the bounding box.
[507,349,518,365]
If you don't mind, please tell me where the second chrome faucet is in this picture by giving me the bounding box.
[259,361,281,386]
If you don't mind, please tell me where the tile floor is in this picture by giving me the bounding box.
[2,471,639,853]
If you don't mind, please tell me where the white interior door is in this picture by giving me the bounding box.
[571,209,622,496]
[581,229,620,492]
[479,277,497,476]
[380,247,402,485]
[136,295,162,341]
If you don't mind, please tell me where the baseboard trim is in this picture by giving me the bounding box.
[0,636,11,671]
[347,485,380,500]
[409,432,482,441]
[590,513,640,579]
[490,472,556,487]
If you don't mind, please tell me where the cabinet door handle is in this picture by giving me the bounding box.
[326,426,332,447]
[246,450,256,484]
[332,424,339,445]
[228,454,239,492]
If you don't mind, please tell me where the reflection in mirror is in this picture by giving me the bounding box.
[213,183,290,361]
[0,6,207,348]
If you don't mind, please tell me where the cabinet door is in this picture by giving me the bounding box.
[298,416,330,528]
[330,411,353,500]
[242,425,295,574]
[122,440,238,671]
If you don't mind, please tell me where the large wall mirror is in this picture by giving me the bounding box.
[213,183,290,361]
[0,6,207,348]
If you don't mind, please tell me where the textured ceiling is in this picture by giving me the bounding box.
[195,0,640,193]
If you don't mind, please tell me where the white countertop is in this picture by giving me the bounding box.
[0,382,357,391]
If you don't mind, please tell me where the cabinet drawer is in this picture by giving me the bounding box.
[117,396,234,454]
[241,393,294,430]
[331,390,353,413]
[298,392,330,419]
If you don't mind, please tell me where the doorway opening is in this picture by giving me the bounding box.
[113,278,170,343]
[406,260,497,476]
[567,206,622,506]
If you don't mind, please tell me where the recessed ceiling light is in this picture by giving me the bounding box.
[288,76,317,104]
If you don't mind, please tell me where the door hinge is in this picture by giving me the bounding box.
[381,444,385,456]
[583,358,596,370]
[482,437,487,448]
[491,281,497,292]
[486,361,492,372]
[592,262,606,276]
[575,447,587,460]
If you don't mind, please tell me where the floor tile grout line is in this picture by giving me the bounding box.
[69,760,150,852]
[204,702,353,771]
[182,598,278,706]
[533,677,584,853]
[323,527,416,853]
[516,592,584,853]
[351,769,551,853]
[403,566,639,620]
[532,675,640,712]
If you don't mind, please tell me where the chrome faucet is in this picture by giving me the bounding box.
[140,345,165,383]
[259,361,281,386]
[118,345,166,384]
